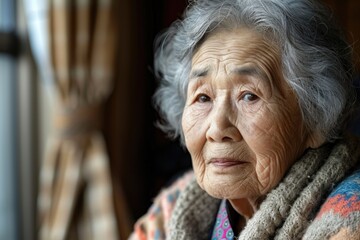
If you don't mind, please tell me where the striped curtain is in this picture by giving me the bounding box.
[25,0,123,239]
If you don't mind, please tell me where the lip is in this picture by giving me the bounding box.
[208,158,246,167]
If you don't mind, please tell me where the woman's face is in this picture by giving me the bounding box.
[182,28,313,201]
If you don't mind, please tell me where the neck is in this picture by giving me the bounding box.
[229,197,263,221]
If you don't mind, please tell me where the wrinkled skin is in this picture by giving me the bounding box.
[182,28,320,219]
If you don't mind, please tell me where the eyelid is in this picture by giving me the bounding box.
[195,93,211,103]
[239,91,259,102]
[187,79,206,97]
[190,82,212,101]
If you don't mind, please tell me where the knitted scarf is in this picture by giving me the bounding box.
[167,138,360,240]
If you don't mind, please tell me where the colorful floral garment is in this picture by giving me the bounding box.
[211,200,235,240]
[302,169,360,239]
[316,170,360,219]
[129,171,194,240]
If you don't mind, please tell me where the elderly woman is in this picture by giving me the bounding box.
[130,0,360,239]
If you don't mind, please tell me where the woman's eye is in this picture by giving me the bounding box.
[196,94,211,103]
[242,93,258,102]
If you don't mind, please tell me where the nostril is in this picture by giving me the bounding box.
[206,123,242,142]
[222,136,233,142]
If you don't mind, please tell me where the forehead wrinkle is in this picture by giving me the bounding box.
[190,58,272,86]
[193,42,279,69]
[191,30,283,90]
[229,65,269,83]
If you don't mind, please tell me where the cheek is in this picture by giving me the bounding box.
[244,120,284,190]
[246,102,304,154]
[182,107,206,146]
[182,108,196,136]
[182,107,207,183]
[242,103,306,192]
[182,105,210,135]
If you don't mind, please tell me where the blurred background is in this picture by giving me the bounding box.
[0,0,358,239]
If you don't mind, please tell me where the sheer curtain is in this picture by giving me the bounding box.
[24,0,122,239]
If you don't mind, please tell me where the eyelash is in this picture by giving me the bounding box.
[195,92,258,102]
[196,94,211,103]
[240,92,259,102]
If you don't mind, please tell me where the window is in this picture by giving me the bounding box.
[0,0,20,239]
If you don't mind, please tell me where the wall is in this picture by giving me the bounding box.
[322,0,360,73]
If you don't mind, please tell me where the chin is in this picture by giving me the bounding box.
[200,179,240,199]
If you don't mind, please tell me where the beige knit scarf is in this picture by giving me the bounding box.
[167,138,360,240]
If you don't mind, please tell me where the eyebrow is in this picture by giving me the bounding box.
[231,66,268,81]
[189,65,268,82]
[189,68,209,80]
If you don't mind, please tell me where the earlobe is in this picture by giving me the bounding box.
[306,131,326,149]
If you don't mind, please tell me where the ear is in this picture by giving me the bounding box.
[306,131,326,149]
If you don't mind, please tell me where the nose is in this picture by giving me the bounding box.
[206,101,242,142]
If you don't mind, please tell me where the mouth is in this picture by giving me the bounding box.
[208,158,246,168]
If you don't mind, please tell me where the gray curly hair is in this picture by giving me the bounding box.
[153,0,355,144]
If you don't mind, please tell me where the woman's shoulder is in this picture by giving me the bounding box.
[306,168,360,239]
[317,168,360,219]
[129,170,195,240]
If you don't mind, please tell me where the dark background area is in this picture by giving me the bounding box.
[103,0,190,225]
